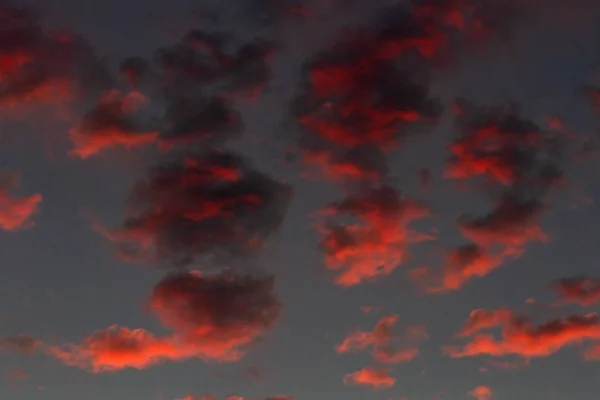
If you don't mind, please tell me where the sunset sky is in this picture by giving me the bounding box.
[1,1,600,399]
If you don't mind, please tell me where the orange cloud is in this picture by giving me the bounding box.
[46,327,188,373]
[469,386,492,400]
[445,309,600,360]
[343,366,395,390]
[44,272,281,372]
[337,315,427,364]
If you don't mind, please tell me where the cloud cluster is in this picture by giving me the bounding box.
[0,7,290,376]
[430,101,563,291]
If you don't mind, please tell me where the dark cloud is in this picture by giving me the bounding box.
[154,30,275,98]
[0,334,40,355]
[0,5,109,111]
[158,95,242,151]
[553,277,600,306]
[97,150,292,267]
[69,90,158,158]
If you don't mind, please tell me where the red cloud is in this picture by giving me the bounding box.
[318,186,431,286]
[0,171,41,231]
[343,366,395,390]
[0,189,42,231]
[469,386,492,400]
[69,90,158,158]
[553,277,600,306]
[46,327,189,372]
[444,309,600,360]
[44,272,281,372]
[337,315,428,364]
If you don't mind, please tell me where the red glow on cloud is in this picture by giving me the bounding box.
[318,186,431,286]
[0,174,42,231]
[69,90,158,158]
[469,385,492,400]
[45,272,281,372]
[337,315,427,364]
[445,309,600,360]
[46,326,190,373]
[553,277,600,306]
[343,366,395,390]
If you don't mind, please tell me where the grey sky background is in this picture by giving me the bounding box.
[1,0,600,399]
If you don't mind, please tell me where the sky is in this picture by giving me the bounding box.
[1,0,600,399]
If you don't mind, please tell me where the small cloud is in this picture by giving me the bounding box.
[343,366,395,390]
[468,386,492,400]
